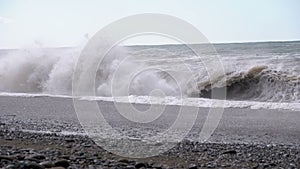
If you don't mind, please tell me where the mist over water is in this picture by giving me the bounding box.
[0,41,299,103]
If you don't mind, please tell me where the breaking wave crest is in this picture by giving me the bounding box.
[199,66,300,102]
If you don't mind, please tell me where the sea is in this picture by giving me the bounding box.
[0,41,299,111]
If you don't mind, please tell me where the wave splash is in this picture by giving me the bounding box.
[0,47,179,97]
[0,47,299,103]
[0,48,76,94]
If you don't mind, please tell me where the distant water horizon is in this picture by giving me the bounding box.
[1,39,300,50]
[126,39,300,47]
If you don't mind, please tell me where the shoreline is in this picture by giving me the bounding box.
[1,96,299,145]
[0,96,299,168]
[0,93,299,112]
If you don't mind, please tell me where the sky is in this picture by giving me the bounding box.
[0,0,299,48]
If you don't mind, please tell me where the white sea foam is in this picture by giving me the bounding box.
[0,92,299,111]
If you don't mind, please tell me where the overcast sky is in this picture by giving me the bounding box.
[0,0,299,48]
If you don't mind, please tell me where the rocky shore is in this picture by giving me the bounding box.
[0,96,299,168]
[0,128,299,169]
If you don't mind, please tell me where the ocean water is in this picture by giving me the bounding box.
[0,41,299,110]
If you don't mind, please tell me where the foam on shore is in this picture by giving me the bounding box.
[1,92,299,111]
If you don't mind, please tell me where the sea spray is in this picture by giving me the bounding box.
[0,42,299,103]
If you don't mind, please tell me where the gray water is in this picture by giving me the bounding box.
[0,41,299,103]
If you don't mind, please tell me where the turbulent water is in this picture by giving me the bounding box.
[0,41,299,103]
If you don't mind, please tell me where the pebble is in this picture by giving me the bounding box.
[25,161,45,169]
[125,165,135,169]
[0,155,15,161]
[28,154,46,160]
[221,150,237,155]
[152,163,163,169]
[39,161,55,168]
[65,138,75,143]
[54,159,70,168]
[188,164,198,169]
[0,129,299,169]
[135,162,147,168]
[118,158,130,164]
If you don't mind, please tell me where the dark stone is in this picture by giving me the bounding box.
[135,162,147,168]
[65,138,75,143]
[83,144,92,148]
[65,145,72,148]
[60,155,70,160]
[221,150,237,155]
[16,155,25,160]
[117,162,128,167]
[252,164,259,169]
[118,159,130,164]
[188,164,198,169]
[54,159,70,168]
[0,155,15,161]
[25,162,45,169]
[25,154,46,162]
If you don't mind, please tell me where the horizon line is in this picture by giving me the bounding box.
[0,39,299,50]
[125,39,300,47]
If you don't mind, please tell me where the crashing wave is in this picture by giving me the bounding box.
[198,66,300,102]
[0,47,299,103]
